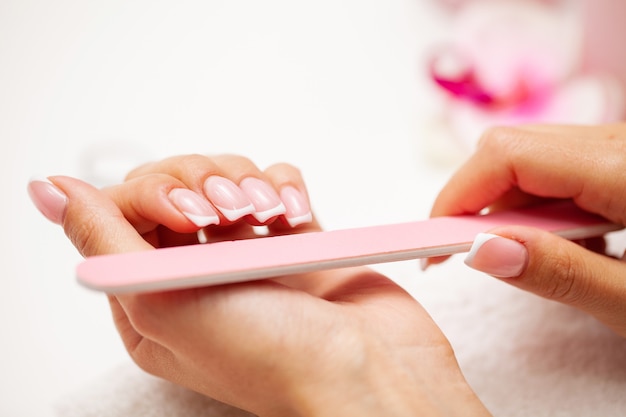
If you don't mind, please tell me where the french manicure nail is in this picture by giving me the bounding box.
[27,177,68,225]
[280,186,313,227]
[464,233,528,278]
[239,177,286,222]
[203,176,255,221]
[168,188,220,227]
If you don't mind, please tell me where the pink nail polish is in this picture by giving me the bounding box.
[168,188,220,227]
[27,178,68,225]
[203,176,255,221]
[239,177,286,223]
[464,233,528,278]
[280,186,312,227]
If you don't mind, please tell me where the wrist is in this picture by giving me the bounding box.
[284,340,491,417]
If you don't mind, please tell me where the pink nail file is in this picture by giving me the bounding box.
[76,201,621,294]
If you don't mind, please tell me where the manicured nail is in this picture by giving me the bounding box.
[239,177,286,223]
[168,188,220,227]
[280,186,312,227]
[27,177,68,225]
[203,176,255,221]
[464,233,528,278]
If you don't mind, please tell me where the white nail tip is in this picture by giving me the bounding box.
[285,212,313,227]
[464,233,499,265]
[215,203,256,221]
[183,211,220,227]
[253,203,286,223]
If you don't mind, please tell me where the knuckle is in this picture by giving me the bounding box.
[478,126,513,148]
[66,210,106,258]
[214,153,257,170]
[178,153,213,169]
[270,161,299,172]
[537,248,590,305]
[478,126,528,156]
[212,154,266,181]
[266,162,303,178]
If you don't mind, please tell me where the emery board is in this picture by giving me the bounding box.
[76,201,621,294]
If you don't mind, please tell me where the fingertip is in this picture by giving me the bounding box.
[28,176,68,225]
[263,163,315,230]
[203,175,256,222]
[279,186,313,228]
[167,188,220,228]
[239,177,287,223]
[464,232,528,278]
[467,226,625,315]
[108,174,215,234]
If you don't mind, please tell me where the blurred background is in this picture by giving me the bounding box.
[2,0,625,416]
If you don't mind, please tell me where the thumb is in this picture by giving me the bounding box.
[464,226,626,337]
[28,176,151,257]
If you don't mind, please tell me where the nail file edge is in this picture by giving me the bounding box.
[76,202,621,294]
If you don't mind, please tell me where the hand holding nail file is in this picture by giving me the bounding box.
[76,201,621,294]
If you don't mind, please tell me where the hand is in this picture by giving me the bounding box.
[30,155,490,417]
[429,123,626,337]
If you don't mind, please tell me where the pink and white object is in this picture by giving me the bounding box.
[76,201,619,293]
[428,0,625,150]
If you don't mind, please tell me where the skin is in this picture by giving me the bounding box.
[43,123,626,414]
[429,123,626,337]
[49,154,491,417]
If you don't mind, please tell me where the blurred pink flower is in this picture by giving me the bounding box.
[428,1,624,150]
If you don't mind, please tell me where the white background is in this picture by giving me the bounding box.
[2,1,625,416]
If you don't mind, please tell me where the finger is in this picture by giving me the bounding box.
[104,173,219,236]
[127,154,254,224]
[129,154,288,226]
[35,177,192,387]
[46,176,152,256]
[125,154,221,188]
[430,124,626,225]
[30,177,182,381]
[211,154,295,225]
[464,226,626,337]
[422,189,546,270]
[263,162,317,233]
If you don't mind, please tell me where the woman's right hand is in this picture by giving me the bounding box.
[430,123,626,337]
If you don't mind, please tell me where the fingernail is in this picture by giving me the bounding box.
[419,258,430,272]
[464,233,528,278]
[27,177,68,225]
[280,186,312,227]
[168,188,220,227]
[203,176,255,221]
[239,177,286,223]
